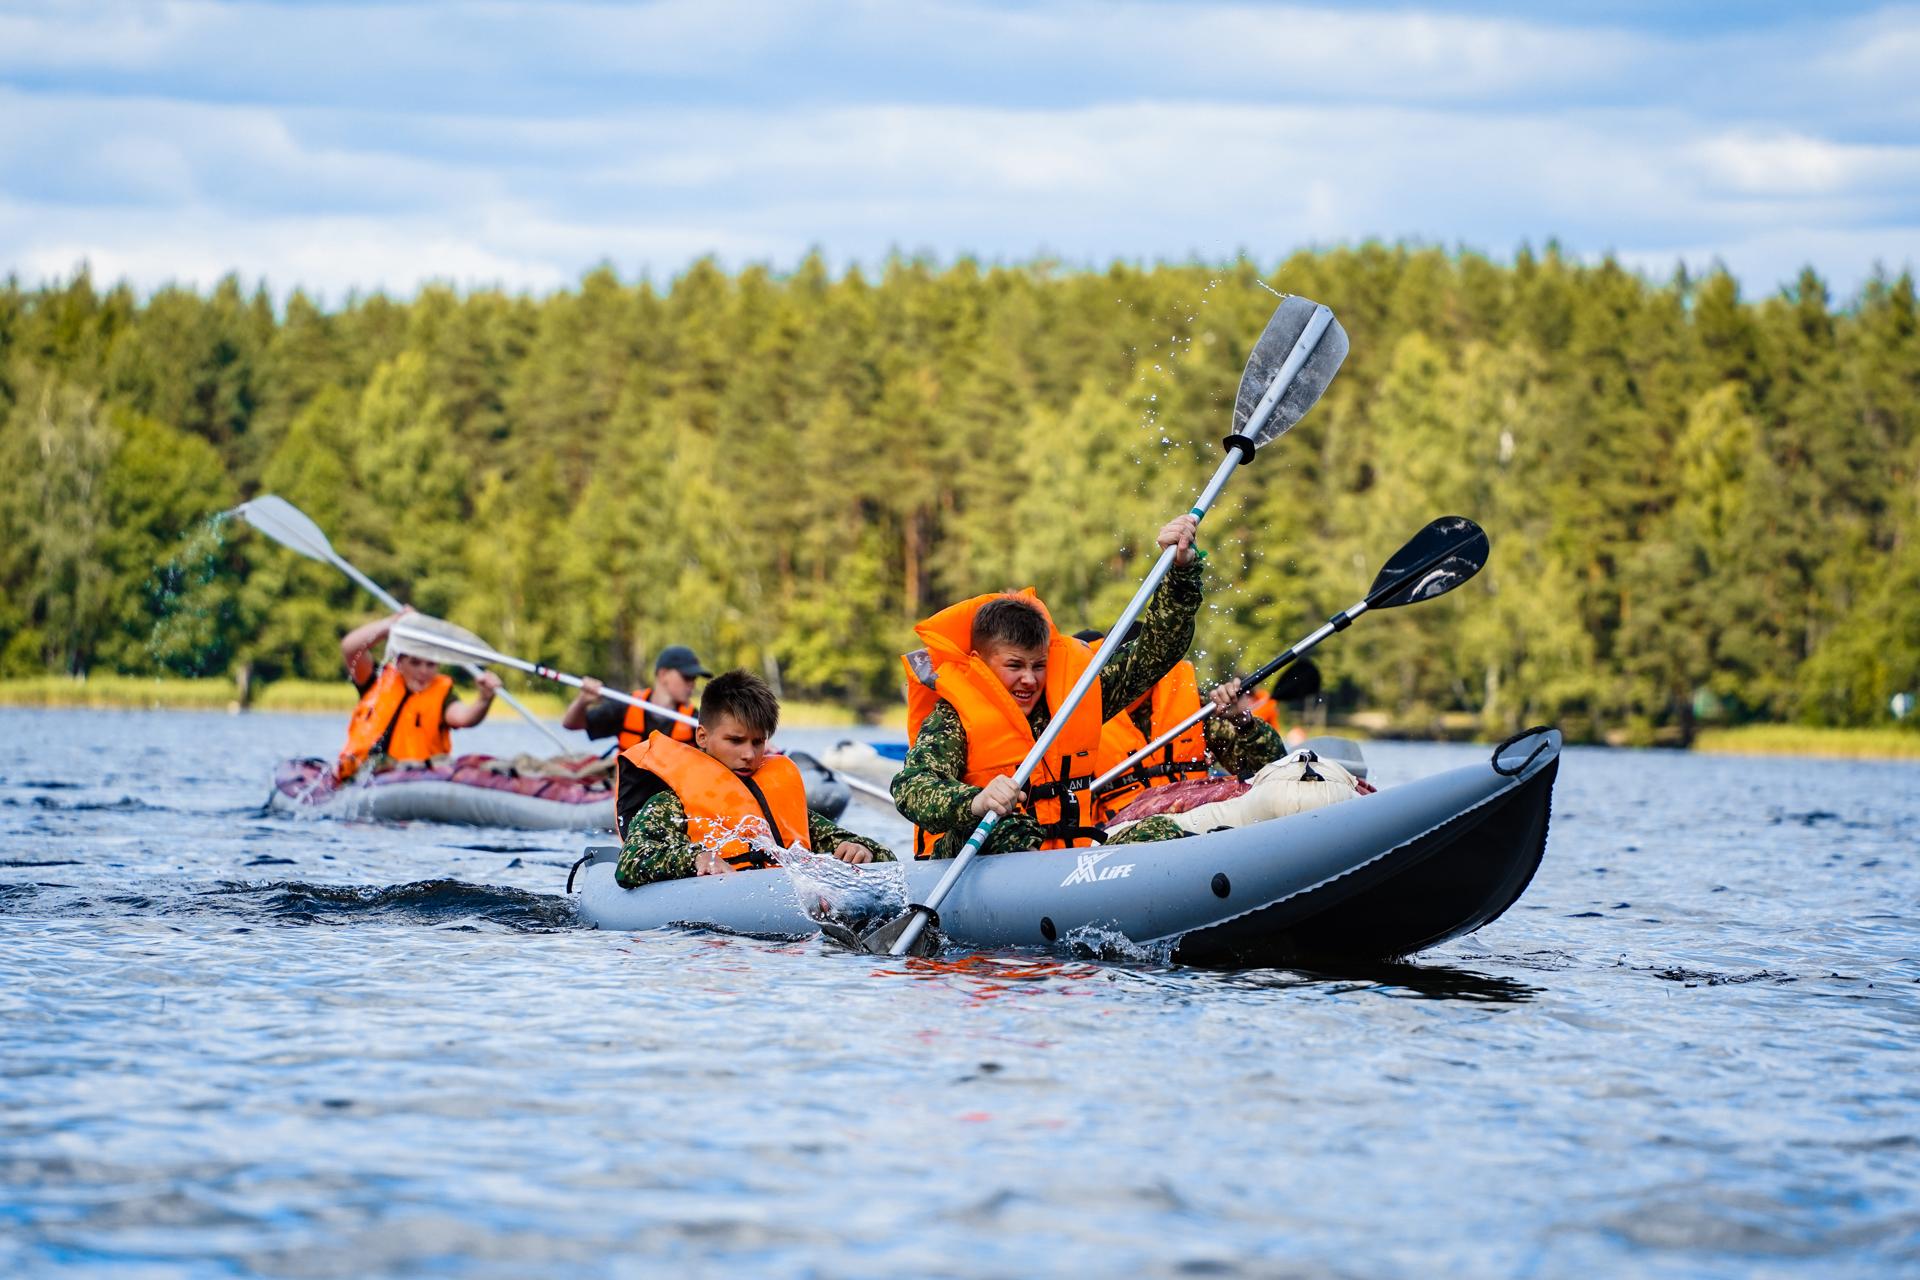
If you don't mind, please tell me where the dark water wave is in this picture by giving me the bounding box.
[4,794,173,814]
[0,876,577,933]
[198,878,581,932]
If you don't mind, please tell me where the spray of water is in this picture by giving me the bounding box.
[671,814,907,932]
[145,512,235,677]
[762,832,908,932]
[1062,922,1177,965]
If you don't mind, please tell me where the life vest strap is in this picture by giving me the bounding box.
[735,773,786,868]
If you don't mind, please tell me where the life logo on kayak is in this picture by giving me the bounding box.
[1060,849,1135,887]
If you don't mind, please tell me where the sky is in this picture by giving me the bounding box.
[3,0,1918,301]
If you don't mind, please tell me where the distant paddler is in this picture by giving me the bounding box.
[336,608,501,781]
[561,644,710,749]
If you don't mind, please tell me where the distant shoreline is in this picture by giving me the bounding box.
[5,678,1916,760]
[0,676,863,730]
[1689,724,1920,761]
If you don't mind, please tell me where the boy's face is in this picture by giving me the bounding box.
[697,712,769,776]
[977,642,1048,714]
[653,667,695,703]
[395,654,440,694]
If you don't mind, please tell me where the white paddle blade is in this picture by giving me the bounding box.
[386,616,495,667]
[1233,295,1349,447]
[231,495,337,563]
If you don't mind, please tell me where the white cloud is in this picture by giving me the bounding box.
[2,2,1917,298]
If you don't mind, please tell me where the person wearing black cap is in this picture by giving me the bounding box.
[562,644,713,751]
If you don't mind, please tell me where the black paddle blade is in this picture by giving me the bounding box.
[1366,516,1490,609]
[1233,295,1349,447]
[1266,657,1322,702]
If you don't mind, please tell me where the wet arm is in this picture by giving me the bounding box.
[616,792,699,888]
[1098,560,1204,718]
[1204,710,1289,778]
[341,613,399,685]
[807,811,896,862]
[889,703,978,834]
[443,689,495,729]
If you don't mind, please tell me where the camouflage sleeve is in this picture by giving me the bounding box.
[889,702,978,834]
[615,791,699,888]
[890,701,1047,858]
[1098,560,1204,719]
[807,810,896,862]
[1204,710,1289,778]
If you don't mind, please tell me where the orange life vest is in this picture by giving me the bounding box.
[1245,688,1284,730]
[617,732,812,870]
[338,666,453,780]
[1093,659,1211,814]
[616,687,697,751]
[901,589,1104,857]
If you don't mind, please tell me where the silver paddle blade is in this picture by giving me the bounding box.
[842,910,942,957]
[232,495,338,563]
[1233,295,1350,447]
[386,616,494,666]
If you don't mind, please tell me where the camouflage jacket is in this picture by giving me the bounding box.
[616,791,895,889]
[891,560,1206,858]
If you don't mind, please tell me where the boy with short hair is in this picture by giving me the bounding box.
[615,670,892,887]
[891,516,1205,858]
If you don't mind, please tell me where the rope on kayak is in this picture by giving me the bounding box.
[1491,726,1553,777]
[566,850,593,893]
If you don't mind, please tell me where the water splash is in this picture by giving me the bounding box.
[1061,922,1177,964]
[764,834,908,933]
[145,512,235,677]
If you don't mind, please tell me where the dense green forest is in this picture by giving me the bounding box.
[3,246,1917,742]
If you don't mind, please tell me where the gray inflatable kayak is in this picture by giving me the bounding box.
[268,751,851,832]
[571,728,1560,966]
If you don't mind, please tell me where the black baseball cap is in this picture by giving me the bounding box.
[654,645,712,677]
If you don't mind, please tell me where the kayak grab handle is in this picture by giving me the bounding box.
[1491,726,1555,777]
[568,845,621,893]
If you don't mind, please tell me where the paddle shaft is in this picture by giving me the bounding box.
[839,772,898,805]
[389,626,701,729]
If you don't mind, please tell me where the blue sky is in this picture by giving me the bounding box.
[3,0,1917,300]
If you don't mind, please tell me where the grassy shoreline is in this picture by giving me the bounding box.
[0,676,863,728]
[1690,724,1920,761]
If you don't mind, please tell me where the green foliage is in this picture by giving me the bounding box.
[3,248,1917,736]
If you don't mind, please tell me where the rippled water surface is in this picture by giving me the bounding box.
[3,708,1917,1278]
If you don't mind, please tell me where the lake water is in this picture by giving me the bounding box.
[2,707,1916,1278]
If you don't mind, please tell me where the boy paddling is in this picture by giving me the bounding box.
[890,516,1204,858]
[615,671,892,887]
[336,608,500,779]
